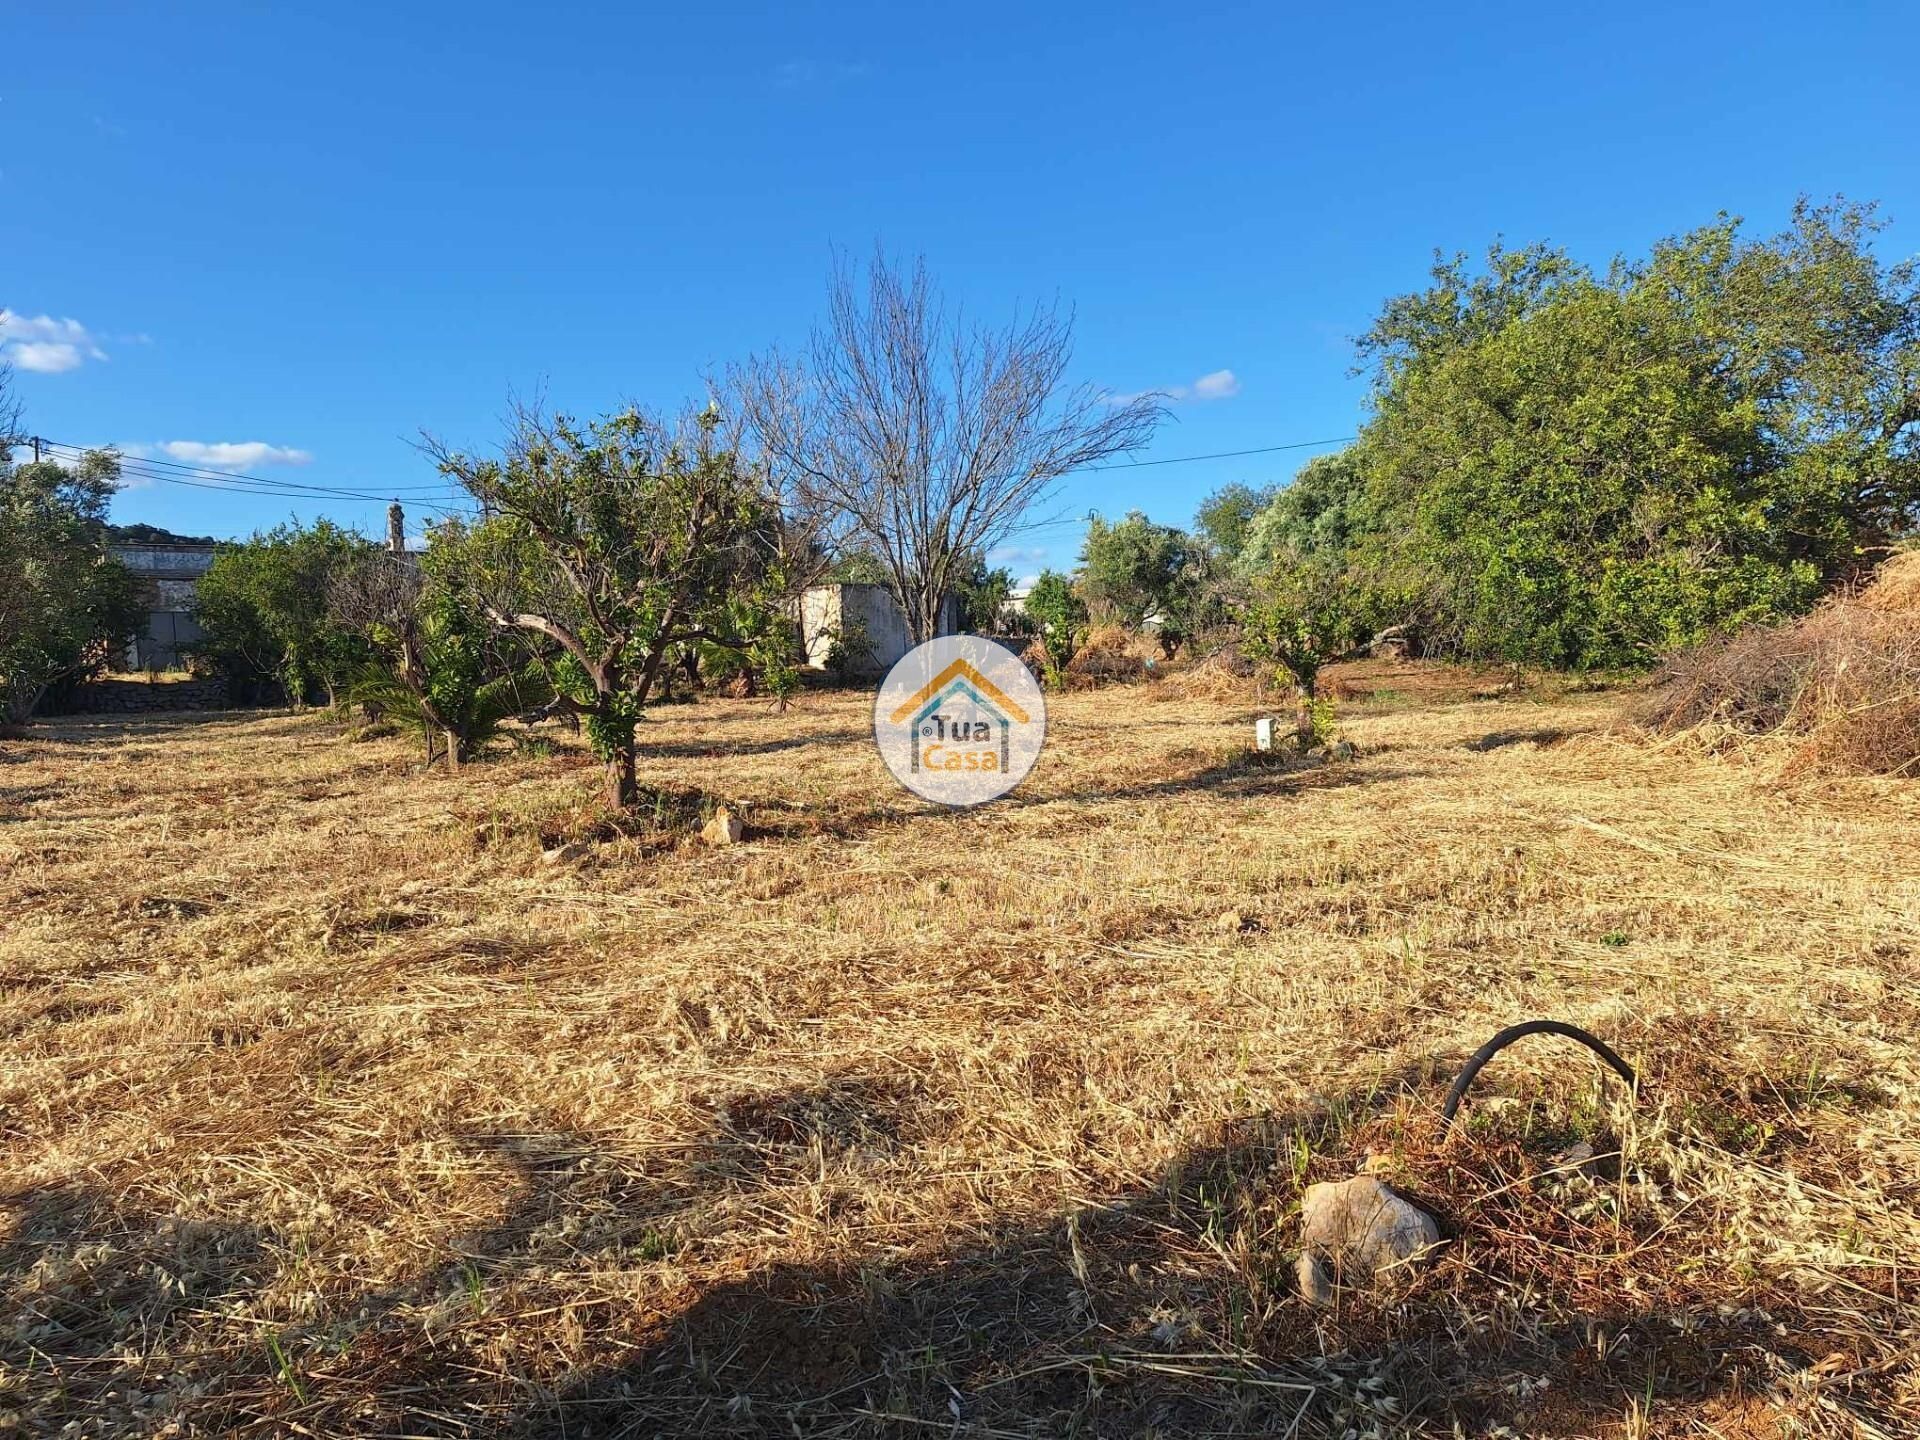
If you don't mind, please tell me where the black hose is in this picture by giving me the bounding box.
[1438,1020,1639,1136]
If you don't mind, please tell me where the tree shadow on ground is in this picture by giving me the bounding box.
[0,1180,281,1430]
[474,1069,1823,1439]
[4,1055,1905,1437]
[0,781,71,812]
[23,709,280,737]
[730,753,1425,849]
[1019,752,1431,811]
[637,727,871,761]
[1462,726,1580,752]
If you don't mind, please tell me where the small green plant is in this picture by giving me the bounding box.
[266,1332,307,1403]
[461,1261,487,1317]
[1287,1131,1313,1184]
[1036,635,1074,691]
[1306,695,1335,747]
[822,618,873,681]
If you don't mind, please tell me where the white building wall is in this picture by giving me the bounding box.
[799,583,961,676]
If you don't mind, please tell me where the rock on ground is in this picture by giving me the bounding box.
[1295,1174,1441,1306]
[701,806,743,846]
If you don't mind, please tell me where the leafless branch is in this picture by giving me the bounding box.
[731,247,1163,642]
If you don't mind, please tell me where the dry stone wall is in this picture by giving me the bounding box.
[57,677,232,713]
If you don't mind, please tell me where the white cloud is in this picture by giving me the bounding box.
[155,440,314,470]
[1107,367,1243,405]
[8,341,87,373]
[989,544,1051,567]
[0,312,109,373]
[1189,368,1241,400]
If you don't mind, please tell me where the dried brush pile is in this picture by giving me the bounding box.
[1641,552,1920,776]
[1063,624,1150,685]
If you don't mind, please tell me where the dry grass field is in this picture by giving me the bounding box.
[3,667,1918,1438]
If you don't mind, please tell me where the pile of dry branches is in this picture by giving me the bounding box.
[1641,551,1920,775]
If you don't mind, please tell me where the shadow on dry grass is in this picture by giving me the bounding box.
[6,1038,1908,1437]
[4,687,1917,1438]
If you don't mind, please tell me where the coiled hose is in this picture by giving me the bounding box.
[1438,1019,1639,1136]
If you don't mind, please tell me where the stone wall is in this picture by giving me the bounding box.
[57,677,233,714]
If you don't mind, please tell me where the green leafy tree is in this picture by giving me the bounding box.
[1193,482,1276,567]
[1347,199,1920,667]
[825,549,891,586]
[426,403,798,808]
[952,552,1015,632]
[0,433,142,722]
[191,519,377,704]
[1240,550,1358,746]
[1077,510,1201,635]
[1238,451,1375,573]
[1021,568,1087,685]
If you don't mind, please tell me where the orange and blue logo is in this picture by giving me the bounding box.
[873,638,1046,805]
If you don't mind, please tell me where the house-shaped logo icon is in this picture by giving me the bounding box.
[888,658,1033,774]
[872,638,1047,806]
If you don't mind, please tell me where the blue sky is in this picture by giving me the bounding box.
[5,1,1917,576]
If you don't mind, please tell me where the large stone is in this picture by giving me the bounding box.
[701,807,744,846]
[1295,1175,1441,1305]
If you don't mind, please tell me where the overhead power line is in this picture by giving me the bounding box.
[1079,436,1356,473]
[33,439,473,515]
[57,442,459,495]
[113,464,473,517]
[32,429,1357,524]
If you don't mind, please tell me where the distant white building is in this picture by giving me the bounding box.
[799,583,962,676]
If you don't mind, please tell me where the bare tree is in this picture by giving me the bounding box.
[731,249,1164,644]
[0,362,21,456]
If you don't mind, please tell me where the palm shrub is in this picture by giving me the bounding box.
[332,530,553,767]
[346,653,553,766]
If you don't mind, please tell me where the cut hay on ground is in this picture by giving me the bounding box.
[2,680,1917,1436]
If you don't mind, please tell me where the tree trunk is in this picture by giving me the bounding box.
[1294,680,1316,749]
[916,583,942,645]
[604,743,638,809]
[444,730,462,770]
[8,681,48,724]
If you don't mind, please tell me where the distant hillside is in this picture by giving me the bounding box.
[106,523,220,546]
